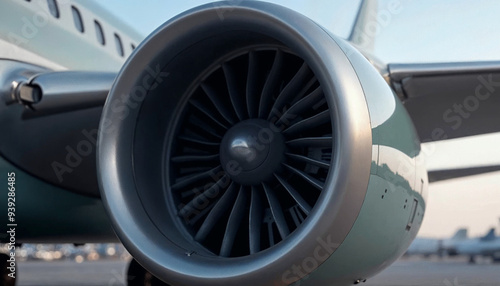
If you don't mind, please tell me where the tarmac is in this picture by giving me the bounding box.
[365,257,500,286]
[15,256,500,286]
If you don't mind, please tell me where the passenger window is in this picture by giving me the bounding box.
[114,33,124,57]
[71,6,84,33]
[95,20,105,45]
[47,0,59,18]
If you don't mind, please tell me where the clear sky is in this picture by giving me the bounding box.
[93,0,361,38]
[92,0,500,238]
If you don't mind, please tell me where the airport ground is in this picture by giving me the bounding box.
[365,256,500,286]
[14,256,500,286]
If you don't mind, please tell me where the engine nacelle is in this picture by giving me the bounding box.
[98,2,428,285]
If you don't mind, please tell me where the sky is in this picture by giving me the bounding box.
[93,0,361,38]
[92,0,500,238]
[372,0,500,63]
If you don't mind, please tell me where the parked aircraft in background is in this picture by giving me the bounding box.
[406,227,500,263]
[406,228,468,257]
[405,237,442,257]
[454,228,500,263]
[442,228,469,256]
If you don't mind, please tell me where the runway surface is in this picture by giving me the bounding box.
[15,257,500,286]
[17,260,128,286]
[364,257,500,286]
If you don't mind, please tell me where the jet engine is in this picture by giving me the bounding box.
[98,2,428,285]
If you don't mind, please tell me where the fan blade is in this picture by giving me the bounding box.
[186,115,223,139]
[195,182,238,242]
[223,63,247,121]
[283,110,330,136]
[178,174,229,218]
[262,183,290,240]
[179,135,220,148]
[201,82,236,125]
[171,154,219,163]
[220,186,247,257]
[276,86,323,126]
[258,50,283,118]
[190,99,229,130]
[269,62,311,118]
[286,137,332,148]
[275,174,312,214]
[286,153,330,169]
[246,51,261,118]
[283,164,323,191]
[172,165,222,191]
[249,186,263,254]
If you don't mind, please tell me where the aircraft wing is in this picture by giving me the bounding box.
[387,62,500,182]
[350,0,500,182]
[388,62,500,142]
[428,165,500,183]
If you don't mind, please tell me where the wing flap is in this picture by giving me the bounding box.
[428,165,500,183]
[388,62,500,142]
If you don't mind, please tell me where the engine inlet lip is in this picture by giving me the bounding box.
[97,2,373,285]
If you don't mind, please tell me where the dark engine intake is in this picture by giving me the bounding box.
[97,2,428,285]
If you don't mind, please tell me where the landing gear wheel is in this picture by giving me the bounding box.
[0,253,15,286]
[493,252,500,263]
[468,255,476,264]
[127,258,170,286]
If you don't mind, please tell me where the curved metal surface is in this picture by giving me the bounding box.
[25,71,115,117]
[98,2,372,285]
[297,39,427,284]
[0,60,103,198]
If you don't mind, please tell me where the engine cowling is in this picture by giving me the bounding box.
[97,2,428,285]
